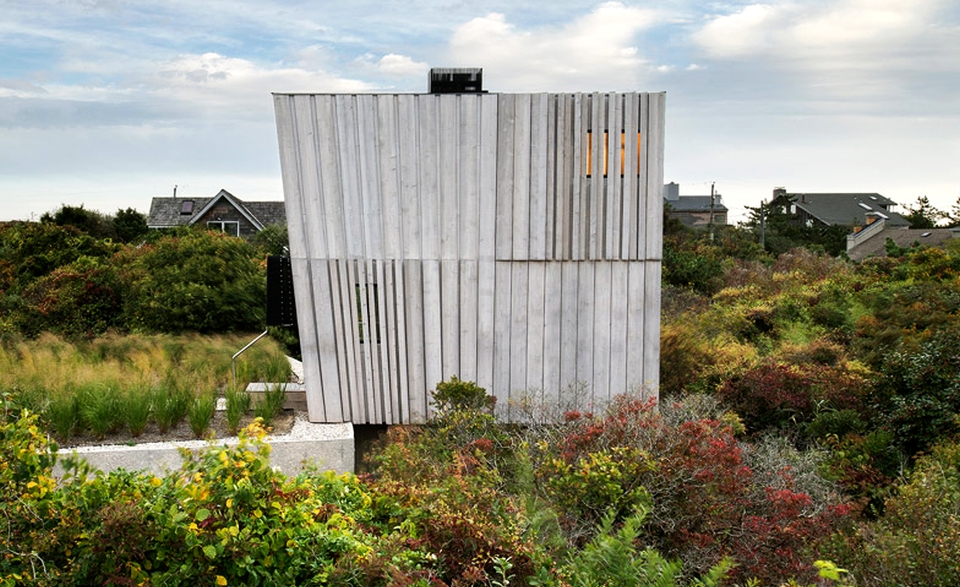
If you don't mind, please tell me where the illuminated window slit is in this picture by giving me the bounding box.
[586,131,641,177]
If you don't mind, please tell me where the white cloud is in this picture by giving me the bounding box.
[694,4,785,59]
[377,54,429,78]
[688,0,960,110]
[447,2,659,91]
[695,0,949,65]
[143,52,372,121]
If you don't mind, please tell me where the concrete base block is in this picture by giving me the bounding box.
[53,418,354,478]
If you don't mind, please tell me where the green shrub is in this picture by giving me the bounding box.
[20,257,123,338]
[432,375,495,413]
[826,439,960,586]
[564,507,733,587]
[119,229,266,334]
[529,396,853,584]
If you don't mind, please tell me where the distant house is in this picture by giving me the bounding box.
[769,187,910,229]
[146,189,286,240]
[663,182,727,228]
[846,213,960,261]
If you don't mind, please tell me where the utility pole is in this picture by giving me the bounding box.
[709,182,716,241]
[760,201,766,250]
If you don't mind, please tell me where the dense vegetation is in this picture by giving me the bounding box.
[0,206,275,339]
[3,205,960,585]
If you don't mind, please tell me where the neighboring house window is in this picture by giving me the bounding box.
[180,200,194,215]
[207,221,240,236]
[586,130,642,177]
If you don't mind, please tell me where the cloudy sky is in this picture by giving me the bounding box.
[2,0,958,223]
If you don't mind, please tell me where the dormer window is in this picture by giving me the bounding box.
[180,200,194,215]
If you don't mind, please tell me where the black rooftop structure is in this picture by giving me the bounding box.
[429,67,484,93]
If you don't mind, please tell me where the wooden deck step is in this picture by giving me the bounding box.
[244,382,308,411]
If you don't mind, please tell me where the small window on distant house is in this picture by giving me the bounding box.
[180,200,194,215]
[207,220,240,237]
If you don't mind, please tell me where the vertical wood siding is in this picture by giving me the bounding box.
[275,92,664,424]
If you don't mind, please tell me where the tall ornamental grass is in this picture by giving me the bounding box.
[0,333,291,441]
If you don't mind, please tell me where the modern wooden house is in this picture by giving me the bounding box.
[274,73,665,424]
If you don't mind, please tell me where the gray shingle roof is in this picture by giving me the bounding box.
[666,195,728,213]
[147,190,286,229]
[848,227,959,261]
[786,193,911,228]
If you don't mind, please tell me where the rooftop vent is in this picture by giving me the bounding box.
[429,67,483,94]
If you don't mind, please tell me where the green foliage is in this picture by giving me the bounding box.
[902,195,944,229]
[532,396,853,584]
[122,384,151,437]
[112,207,148,243]
[541,446,654,529]
[120,229,266,333]
[0,382,861,587]
[151,382,191,434]
[717,356,869,435]
[871,327,960,454]
[224,387,251,435]
[253,383,287,426]
[663,236,726,295]
[1,333,290,442]
[253,223,289,256]
[564,507,733,587]
[77,382,124,439]
[0,407,383,586]
[40,204,116,240]
[2,216,266,338]
[20,256,123,337]
[0,221,116,290]
[743,202,850,257]
[187,391,217,438]
[432,375,495,413]
[826,439,960,586]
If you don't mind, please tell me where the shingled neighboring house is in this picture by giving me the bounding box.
[770,187,910,229]
[146,189,286,240]
[663,182,727,227]
[846,213,960,261]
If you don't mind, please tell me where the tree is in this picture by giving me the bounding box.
[41,204,116,240]
[903,195,943,229]
[112,207,148,243]
[743,201,848,257]
[253,223,289,256]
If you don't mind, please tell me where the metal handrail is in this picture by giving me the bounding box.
[232,329,269,386]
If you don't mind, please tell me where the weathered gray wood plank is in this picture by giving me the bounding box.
[526,261,545,393]
[402,260,426,420]
[495,95,515,260]
[422,259,444,408]
[440,259,460,380]
[397,95,421,260]
[459,260,478,382]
